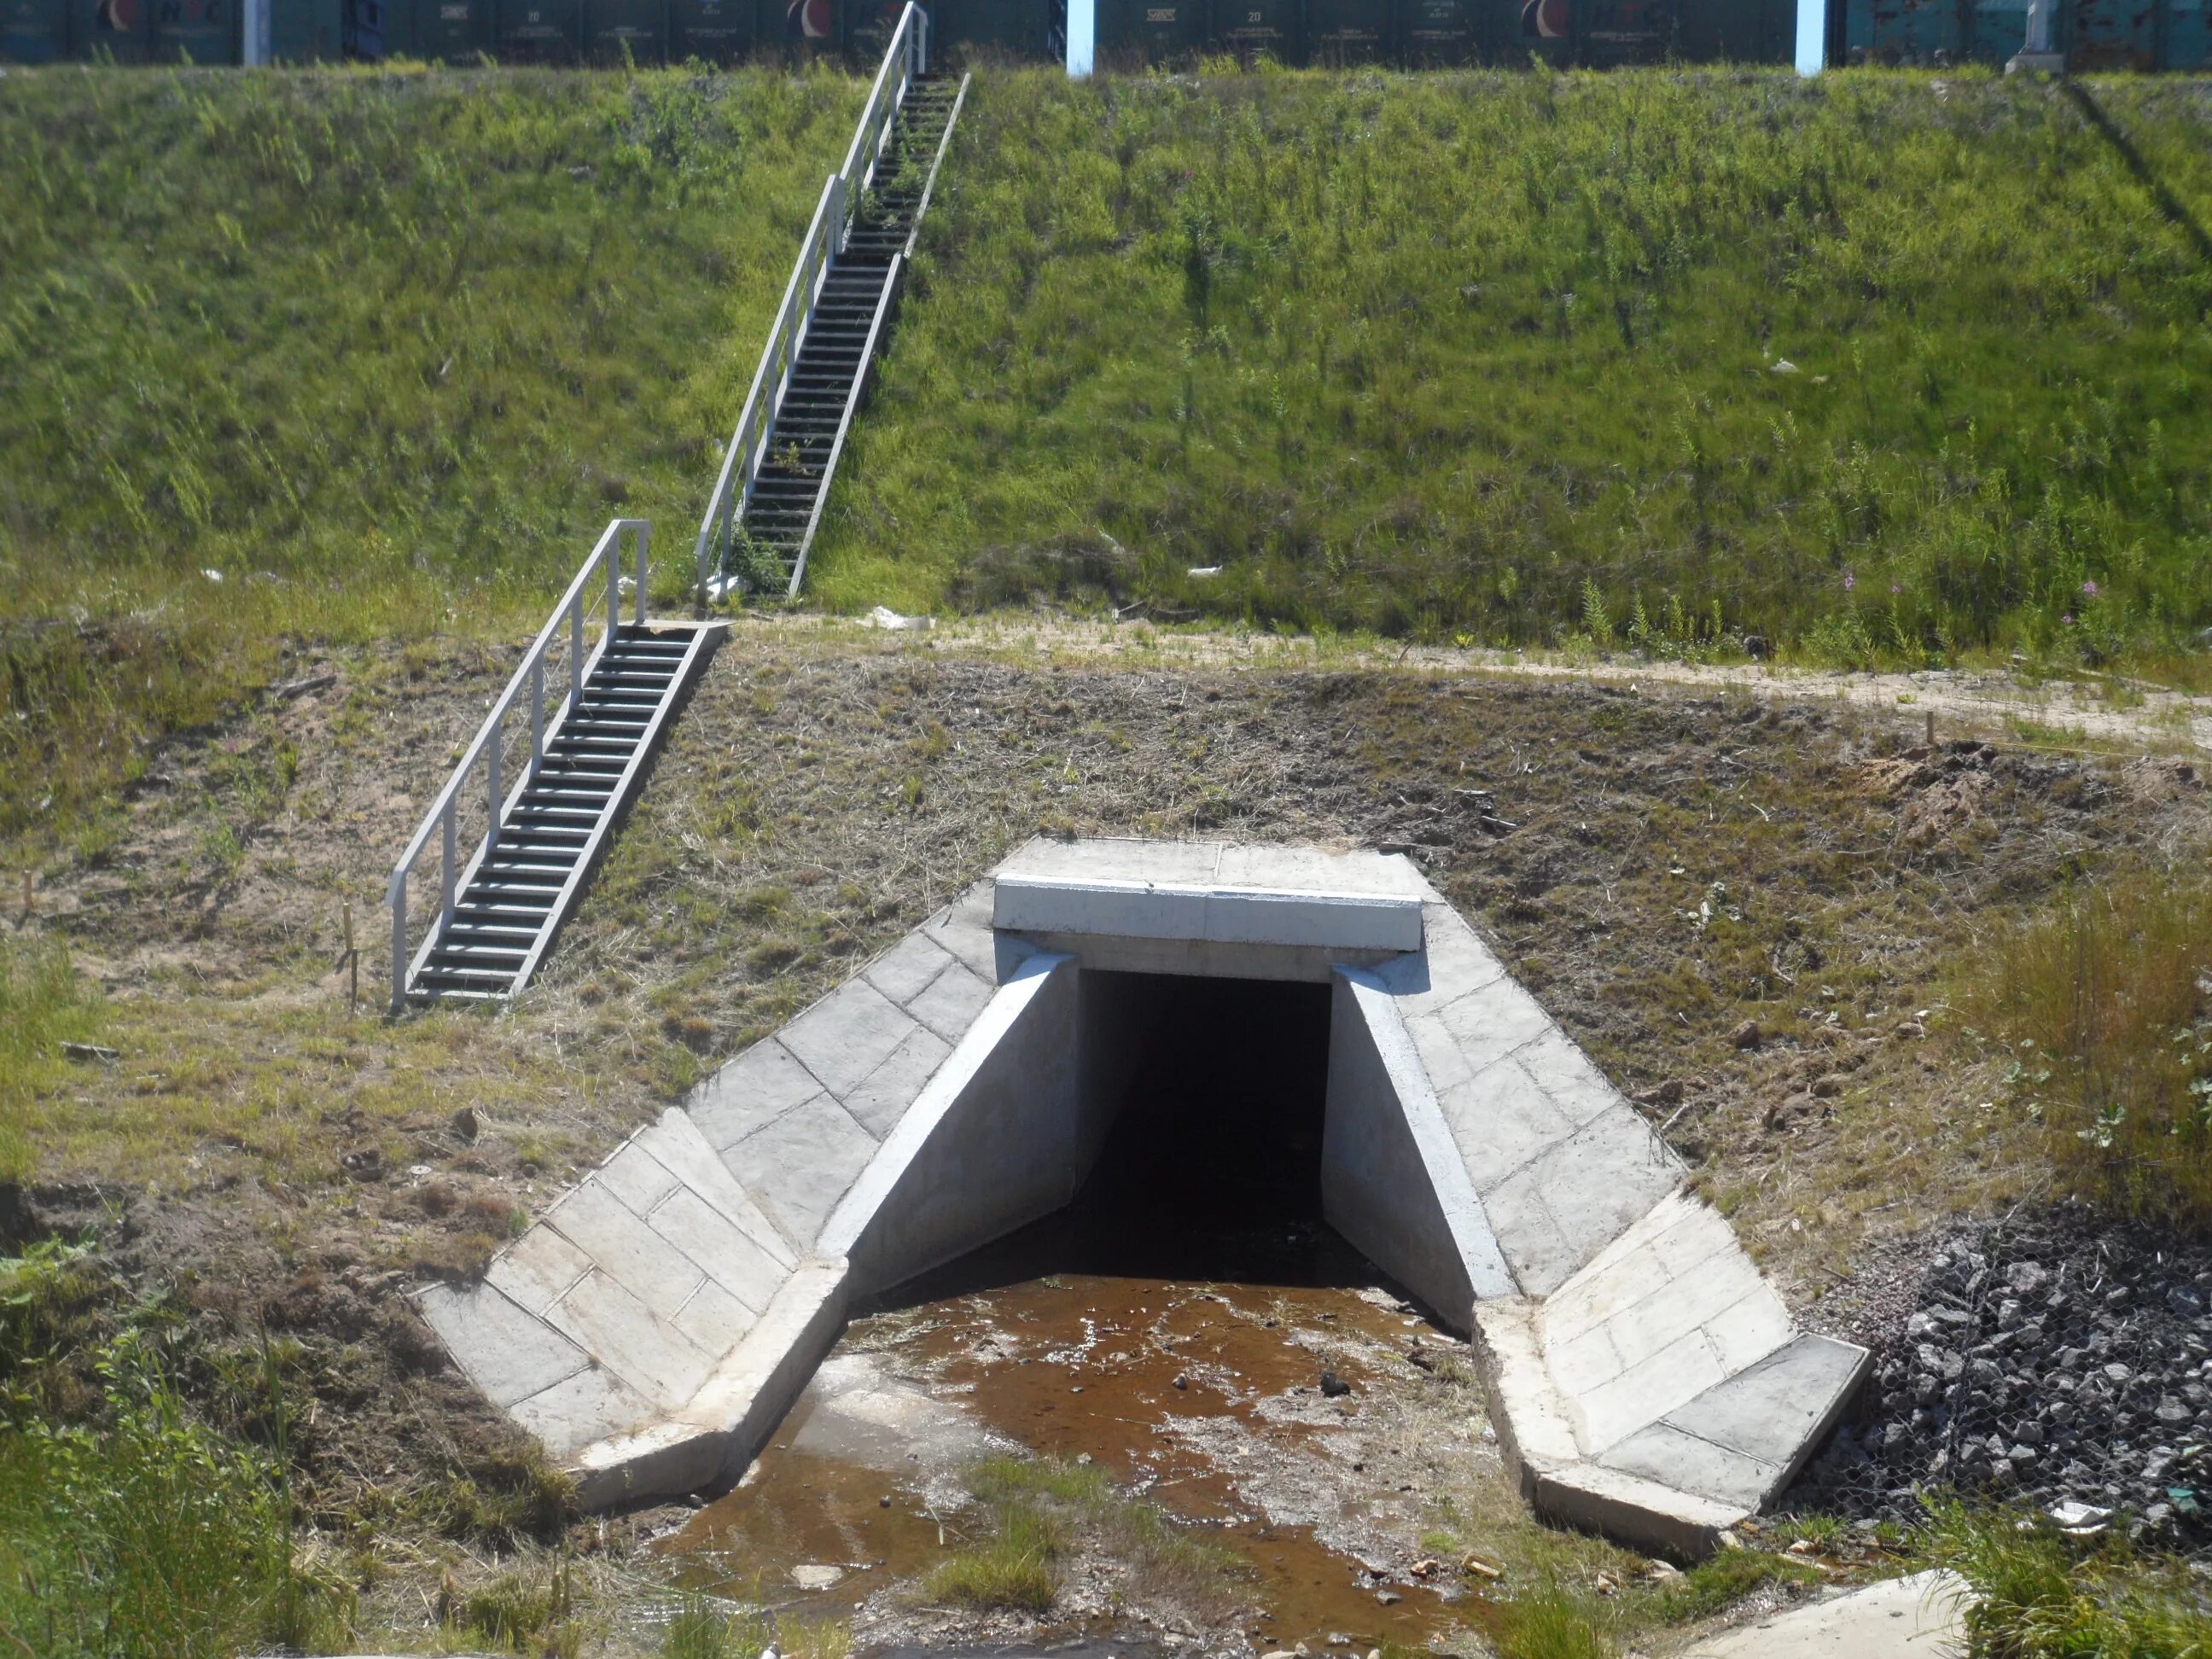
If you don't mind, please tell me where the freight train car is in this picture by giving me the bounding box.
[1090,0,1797,64]
[3,0,2204,73]
[1841,0,2209,68]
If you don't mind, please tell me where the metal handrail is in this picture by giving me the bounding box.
[387,517,650,1010]
[692,1,930,602]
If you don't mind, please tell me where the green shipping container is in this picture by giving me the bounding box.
[763,0,840,58]
[1574,0,1668,61]
[0,0,69,60]
[413,0,490,55]
[930,0,1047,55]
[1096,0,1206,61]
[496,0,579,56]
[271,0,344,57]
[1398,0,1471,59]
[669,0,744,55]
[151,0,237,59]
[584,0,663,57]
[1674,0,1784,58]
[1305,0,1388,61]
[70,0,148,57]
[1217,0,1300,61]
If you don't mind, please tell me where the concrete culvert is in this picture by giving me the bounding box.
[418,836,1868,1557]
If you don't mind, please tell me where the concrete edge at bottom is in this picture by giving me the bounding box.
[569,1257,849,1510]
[1531,1461,1749,1562]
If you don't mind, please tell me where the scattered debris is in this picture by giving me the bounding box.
[60,1041,119,1062]
[866,606,934,631]
[1187,565,1224,578]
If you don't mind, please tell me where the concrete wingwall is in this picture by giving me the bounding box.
[1322,972,1499,1333]
[827,953,1083,1297]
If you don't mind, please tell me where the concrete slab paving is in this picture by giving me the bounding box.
[1679,1570,1966,1657]
[417,836,1866,1549]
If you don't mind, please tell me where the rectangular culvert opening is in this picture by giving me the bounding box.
[868,969,1378,1307]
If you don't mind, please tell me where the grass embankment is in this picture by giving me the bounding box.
[0,61,863,848]
[818,69,2212,669]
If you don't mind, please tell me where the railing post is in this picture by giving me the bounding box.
[390,877,407,1013]
[440,802,457,930]
[606,537,621,644]
[570,591,585,709]
[916,5,928,74]
[530,657,545,777]
[635,522,649,626]
[486,710,503,853]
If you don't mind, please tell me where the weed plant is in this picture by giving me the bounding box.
[928,1455,1246,1614]
[1965,872,2212,1227]
[815,68,2212,670]
[0,62,864,842]
[0,1332,348,1658]
[0,939,107,1183]
[1920,1496,2212,1656]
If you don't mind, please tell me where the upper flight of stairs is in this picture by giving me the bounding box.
[729,71,965,596]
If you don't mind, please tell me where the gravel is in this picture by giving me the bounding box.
[1788,1203,2212,1548]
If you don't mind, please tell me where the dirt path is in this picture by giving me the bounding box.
[757,612,2212,754]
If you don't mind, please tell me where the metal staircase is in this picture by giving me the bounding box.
[696,5,968,601]
[387,521,723,1007]
[389,9,963,1005]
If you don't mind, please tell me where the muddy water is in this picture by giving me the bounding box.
[667,975,1485,1652]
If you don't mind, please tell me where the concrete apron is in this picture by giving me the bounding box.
[416,838,1867,1556]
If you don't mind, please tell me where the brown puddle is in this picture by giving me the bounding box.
[668,1272,1470,1650]
[667,975,1491,1651]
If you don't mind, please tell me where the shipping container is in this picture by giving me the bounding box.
[765,0,841,58]
[1304,0,1387,58]
[495,0,579,56]
[411,0,491,55]
[0,0,70,58]
[150,0,237,59]
[1676,0,1784,56]
[267,0,343,55]
[668,0,745,55]
[1218,0,1301,61]
[1094,0,1206,60]
[928,0,1051,55]
[68,0,149,56]
[1399,0,1473,60]
[583,0,663,57]
[349,0,397,52]
[1571,0,1671,60]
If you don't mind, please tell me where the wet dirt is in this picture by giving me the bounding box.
[668,975,1484,1652]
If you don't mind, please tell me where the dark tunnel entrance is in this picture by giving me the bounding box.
[864,970,1386,1310]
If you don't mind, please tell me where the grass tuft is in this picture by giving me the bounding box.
[1964,871,2212,1226]
[1919,1496,2212,1657]
[0,939,105,1185]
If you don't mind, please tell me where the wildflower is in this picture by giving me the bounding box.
[1890,583,1902,597]
[2063,614,2075,626]
[2082,579,2099,598]
[1843,572,1856,592]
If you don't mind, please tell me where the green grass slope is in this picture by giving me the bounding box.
[0,62,861,842]
[814,68,2212,667]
